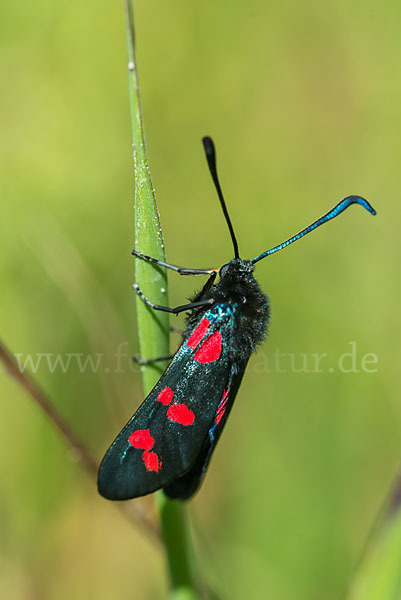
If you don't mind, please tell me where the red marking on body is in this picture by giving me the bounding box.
[194,331,222,363]
[157,387,174,405]
[142,450,161,472]
[215,389,229,425]
[187,317,210,350]
[128,428,154,450]
[167,403,195,426]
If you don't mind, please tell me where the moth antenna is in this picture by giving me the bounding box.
[202,136,240,259]
[251,196,376,264]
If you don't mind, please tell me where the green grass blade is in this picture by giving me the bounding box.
[123,3,200,598]
[124,1,169,391]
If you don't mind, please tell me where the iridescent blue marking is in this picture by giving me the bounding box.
[251,196,376,265]
[120,445,130,464]
[203,391,228,476]
[208,303,237,323]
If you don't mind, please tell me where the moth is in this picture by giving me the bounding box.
[97,137,376,500]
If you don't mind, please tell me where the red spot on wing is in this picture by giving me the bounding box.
[194,331,222,364]
[128,429,163,473]
[187,317,210,350]
[157,387,174,405]
[167,403,195,426]
[142,450,161,472]
[128,428,154,450]
[215,389,229,425]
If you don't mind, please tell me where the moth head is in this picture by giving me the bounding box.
[219,258,254,280]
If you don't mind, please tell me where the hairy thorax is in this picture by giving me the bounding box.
[187,258,270,362]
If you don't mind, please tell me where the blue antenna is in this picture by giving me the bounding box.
[251,196,376,265]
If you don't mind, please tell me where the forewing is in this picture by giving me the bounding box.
[97,311,234,500]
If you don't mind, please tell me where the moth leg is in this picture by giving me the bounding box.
[200,271,217,295]
[131,354,174,365]
[132,250,216,276]
[133,284,214,314]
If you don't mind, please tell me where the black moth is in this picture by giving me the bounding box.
[97,137,376,501]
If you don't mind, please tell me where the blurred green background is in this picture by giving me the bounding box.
[0,0,400,598]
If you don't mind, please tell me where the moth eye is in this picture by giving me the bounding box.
[219,263,230,277]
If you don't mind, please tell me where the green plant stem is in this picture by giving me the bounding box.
[157,494,198,600]
[123,2,199,598]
